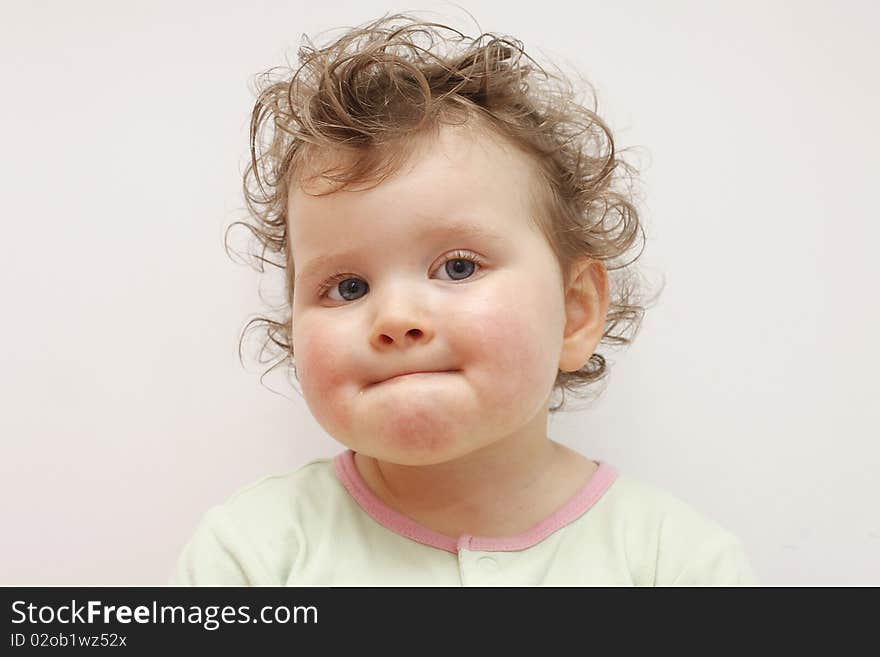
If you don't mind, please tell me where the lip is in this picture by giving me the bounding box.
[371,370,458,386]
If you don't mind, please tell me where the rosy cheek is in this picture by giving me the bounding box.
[294,325,349,396]
[464,293,525,354]
[457,282,557,398]
[294,323,362,435]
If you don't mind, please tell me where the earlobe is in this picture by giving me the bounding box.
[559,258,609,373]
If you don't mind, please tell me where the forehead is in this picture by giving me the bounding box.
[287,125,543,274]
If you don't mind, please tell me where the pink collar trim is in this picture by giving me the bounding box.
[332,449,618,554]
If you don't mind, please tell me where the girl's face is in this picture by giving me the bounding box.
[288,125,569,466]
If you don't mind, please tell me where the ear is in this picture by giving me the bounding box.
[558,257,610,373]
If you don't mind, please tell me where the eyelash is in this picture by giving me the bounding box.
[316,250,486,300]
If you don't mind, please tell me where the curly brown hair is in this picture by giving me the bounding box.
[227,11,659,413]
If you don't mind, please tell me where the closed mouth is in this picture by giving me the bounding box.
[371,370,458,386]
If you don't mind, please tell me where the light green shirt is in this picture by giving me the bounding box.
[172,450,758,586]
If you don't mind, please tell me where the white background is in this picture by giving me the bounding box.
[1,0,877,585]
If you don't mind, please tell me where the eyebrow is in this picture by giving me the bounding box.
[296,221,504,283]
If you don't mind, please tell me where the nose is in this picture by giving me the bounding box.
[374,325,427,347]
[369,285,433,349]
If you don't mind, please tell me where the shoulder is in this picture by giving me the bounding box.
[598,471,759,586]
[171,457,343,586]
[220,457,340,524]
[602,472,721,534]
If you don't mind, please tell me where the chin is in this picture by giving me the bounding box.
[354,422,465,466]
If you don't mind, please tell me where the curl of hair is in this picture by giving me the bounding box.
[226,11,661,413]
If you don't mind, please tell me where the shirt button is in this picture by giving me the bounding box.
[476,556,499,572]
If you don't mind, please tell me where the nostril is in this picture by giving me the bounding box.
[379,329,422,344]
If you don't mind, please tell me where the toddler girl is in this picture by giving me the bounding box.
[173,13,757,586]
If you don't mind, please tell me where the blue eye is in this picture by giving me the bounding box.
[319,250,485,303]
[445,258,475,280]
[335,278,368,302]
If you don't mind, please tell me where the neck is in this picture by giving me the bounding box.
[352,407,591,537]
